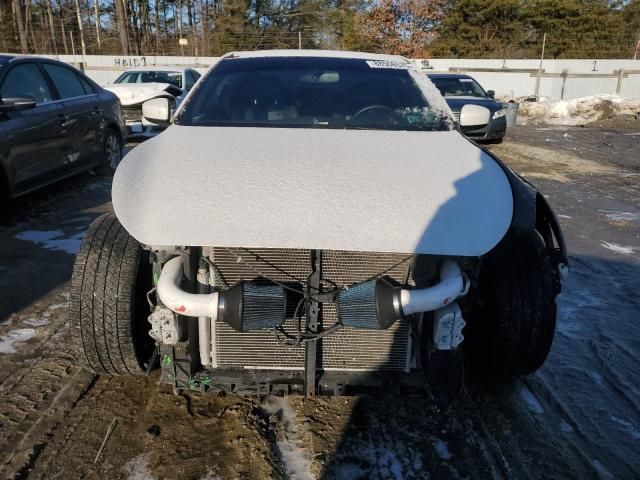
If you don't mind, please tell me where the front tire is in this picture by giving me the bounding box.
[465,231,557,377]
[70,213,153,376]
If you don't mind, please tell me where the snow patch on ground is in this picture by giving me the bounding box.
[600,241,636,255]
[345,444,412,480]
[588,371,604,385]
[48,302,68,311]
[0,328,36,354]
[518,95,640,126]
[560,419,574,433]
[433,438,453,460]
[198,473,223,480]
[327,408,425,479]
[608,414,640,440]
[598,210,639,222]
[557,283,604,339]
[123,454,157,480]
[22,318,50,327]
[518,385,544,414]
[15,230,85,254]
[261,396,315,480]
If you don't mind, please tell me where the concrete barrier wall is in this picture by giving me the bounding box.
[19,53,640,101]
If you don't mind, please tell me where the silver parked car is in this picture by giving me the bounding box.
[104,66,201,136]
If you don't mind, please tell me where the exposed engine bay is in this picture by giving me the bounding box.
[147,246,475,396]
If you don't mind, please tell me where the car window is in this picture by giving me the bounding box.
[42,63,88,99]
[0,63,53,103]
[114,72,136,83]
[186,71,196,90]
[78,75,95,94]
[115,71,183,88]
[178,57,451,132]
[429,77,487,98]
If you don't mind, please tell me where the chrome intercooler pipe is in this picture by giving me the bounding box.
[336,258,469,329]
[400,259,468,315]
[157,256,220,318]
[158,255,468,336]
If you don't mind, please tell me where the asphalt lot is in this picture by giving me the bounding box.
[0,125,638,479]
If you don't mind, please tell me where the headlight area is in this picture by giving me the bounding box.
[492,108,507,119]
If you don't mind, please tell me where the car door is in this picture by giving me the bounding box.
[41,62,103,169]
[0,62,66,191]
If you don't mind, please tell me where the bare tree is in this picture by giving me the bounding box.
[114,0,129,54]
[12,0,28,52]
[74,0,87,57]
[43,0,57,53]
[95,0,101,49]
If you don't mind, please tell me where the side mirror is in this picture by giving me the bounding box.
[0,95,37,112]
[486,90,495,98]
[142,97,172,126]
[459,104,491,128]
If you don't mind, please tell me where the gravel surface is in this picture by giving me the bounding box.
[0,126,638,479]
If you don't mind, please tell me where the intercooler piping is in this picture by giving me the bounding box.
[400,259,468,316]
[197,263,212,366]
[157,256,220,319]
[157,255,468,330]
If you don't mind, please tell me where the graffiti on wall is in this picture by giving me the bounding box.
[114,57,147,68]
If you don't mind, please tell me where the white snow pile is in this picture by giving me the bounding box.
[0,329,36,354]
[517,95,640,126]
[261,396,314,480]
[122,454,157,480]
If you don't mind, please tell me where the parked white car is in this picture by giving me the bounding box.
[103,66,201,135]
[71,50,567,398]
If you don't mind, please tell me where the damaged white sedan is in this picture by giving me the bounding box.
[103,66,201,136]
[70,50,568,397]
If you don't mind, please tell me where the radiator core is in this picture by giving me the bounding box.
[210,248,412,372]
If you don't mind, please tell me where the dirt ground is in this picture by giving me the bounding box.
[0,125,639,479]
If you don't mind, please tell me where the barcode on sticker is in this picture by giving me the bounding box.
[366,60,410,69]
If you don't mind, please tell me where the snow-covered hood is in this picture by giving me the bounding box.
[103,82,182,106]
[113,126,513,256]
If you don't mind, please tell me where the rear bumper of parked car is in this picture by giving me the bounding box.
[461,115,507,141]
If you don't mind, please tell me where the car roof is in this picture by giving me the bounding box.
[426,73,474,79]
[0,54,15,65]
[0,54,78,66]
[120,65,191,73]
[222,49,410,63]
[0,54,40,65]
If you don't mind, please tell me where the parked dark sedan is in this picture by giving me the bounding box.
[0,55,126,205]
[427,73,506,142]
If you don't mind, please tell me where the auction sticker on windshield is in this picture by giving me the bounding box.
[366,60,410,69]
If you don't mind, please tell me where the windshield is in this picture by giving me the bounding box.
[429,77,487,98]
[176,57,451,131]
[115,71,183,88]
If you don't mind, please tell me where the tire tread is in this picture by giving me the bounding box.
[469,231,557,376]
[70,213,150,376]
